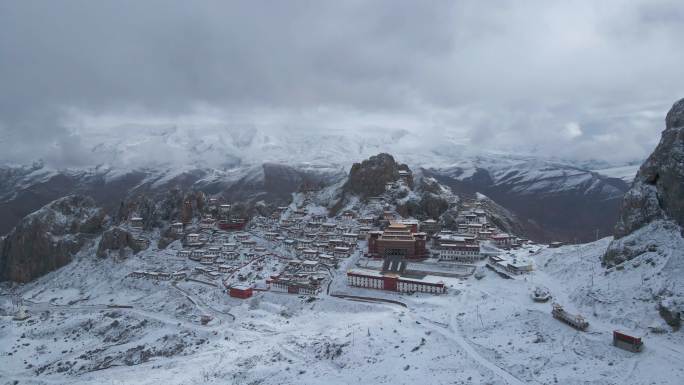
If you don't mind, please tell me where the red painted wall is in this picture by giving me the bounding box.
[229,287,253,299]
[383,276,397,291]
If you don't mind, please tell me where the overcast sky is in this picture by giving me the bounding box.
[1,1,683,168]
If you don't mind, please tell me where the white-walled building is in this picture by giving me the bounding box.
[438,244,481,263]
[347,269,446,294]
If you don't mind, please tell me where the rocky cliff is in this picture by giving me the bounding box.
[343,153,412,198]
[96,227,142,258]
[605,99,684,267]
[0,195,106,282]
[393,175,454,221]
[602,99,684,329]
[612,98,684,239]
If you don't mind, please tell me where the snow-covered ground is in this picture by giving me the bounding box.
[2,232,683,384]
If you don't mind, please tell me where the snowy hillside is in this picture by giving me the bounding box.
[2,225,682,384]
[0,162,343,235]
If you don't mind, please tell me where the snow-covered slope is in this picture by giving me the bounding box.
[0,163,344,236]
[2,227,683,384]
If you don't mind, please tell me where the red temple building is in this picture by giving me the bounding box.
[367,223,427,259]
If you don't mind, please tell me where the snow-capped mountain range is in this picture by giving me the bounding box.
[0,134,634,242]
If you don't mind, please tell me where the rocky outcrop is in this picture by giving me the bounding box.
[96,227,140,258]
[224,164,341,215]
[395,177,452,220]
[600,99,684,329]
[613,98,684,238]
[157,225,182,250]
[343,153,411,198]
[0,195,105,282]
[117,189,207,229]
[605,99,684,266]
[658,298,681,330]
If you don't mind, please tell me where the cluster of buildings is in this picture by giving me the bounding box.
[267,273,324,295]
[431,205,529,264]
[128,270,187,281]
[251,209,360,262]
[124,197,268,290]
[127,216,153,252]
[124,189,533,301]
[175,229,266,282]
[348,220,448,295]
[347,200,534,295]
[247,207,370,295]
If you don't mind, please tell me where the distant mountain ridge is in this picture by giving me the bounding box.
[423,156,629,242]
[0,150,631,243]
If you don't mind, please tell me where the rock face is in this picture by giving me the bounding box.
[605,99,684,267]
[344,153,411,198]
[96,227,140,258]
[0,195,105,282]
[395,176,452,220]
[0,166,149,236]
[613,98,684,239]
[116,189,206,230]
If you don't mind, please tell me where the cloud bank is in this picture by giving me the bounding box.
[1,1,683,167]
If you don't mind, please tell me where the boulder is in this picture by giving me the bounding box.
[658,299,681,330]
[96,227,140,258]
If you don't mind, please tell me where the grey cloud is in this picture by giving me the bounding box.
[1,1,683,167]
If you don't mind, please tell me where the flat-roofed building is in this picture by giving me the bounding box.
[171,222,184,235]
[399,219,419,233]
[130,216,144,229]
[347,269,446,294]
[229,285,253,299]
[420,219,441,235]
[492,233,515,248]
[302,249,318,260]
[301,260,318,272]
[270,275,321,295]
[438,244,481,263]
[334,246,351,258]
